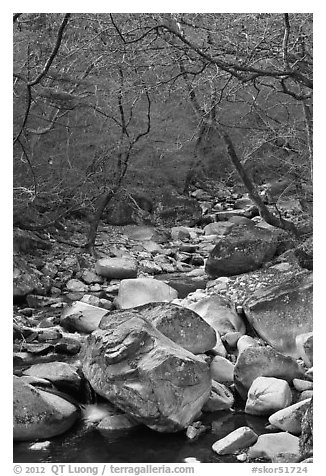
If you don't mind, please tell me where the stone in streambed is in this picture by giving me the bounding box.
[243,272,312,357]
[245,377,292,416]
[202,381,234,412]
[23,362,81,394]
[212,426,258,455]
[296,332,313,367]
[248,433,301,462]
[112,302,216,354]
[97,414,140,436]
[81,309,211,432]
[269,399,311,435]
[60,301,109,333]
[13,376,79,441]
[115,278,178,309]
[95,257,138,279]
[186,295,245,337]
[205,224,279,278]
[210,355,234,384]
[233,345,305,399]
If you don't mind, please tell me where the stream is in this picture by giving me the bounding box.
[13,408,269,463]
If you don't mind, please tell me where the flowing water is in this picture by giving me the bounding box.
[13,407,269,463]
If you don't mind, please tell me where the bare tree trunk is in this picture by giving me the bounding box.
[217,128,300,237]
[302,100,313,182]
[84,189,116,256]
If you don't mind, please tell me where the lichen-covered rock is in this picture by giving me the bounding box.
[81,309,211,432]
[245,377,292,416]
[243,272,312,357]
[13,376,79,441]
[269,398,311,435]
[205,224,279,277]
[234,345,305,399]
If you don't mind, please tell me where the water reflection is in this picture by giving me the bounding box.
[14,409,269,464]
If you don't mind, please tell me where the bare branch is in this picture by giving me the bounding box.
[28,14,72,87]
[282,14,291,69]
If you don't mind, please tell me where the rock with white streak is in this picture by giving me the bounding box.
[212,426,258,455]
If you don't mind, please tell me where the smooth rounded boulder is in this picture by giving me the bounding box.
[245,376,292,415]
[95,257,138,279]
[243,272,312,357]
[13,376,79,441]
[233,345,305,399]
[205,224,279,277]
[81,309,211,432]
[104,302,217,354]
[115,278,178,309]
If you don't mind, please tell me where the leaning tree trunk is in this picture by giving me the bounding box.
[217,128,301,237]
[84,189,116,256]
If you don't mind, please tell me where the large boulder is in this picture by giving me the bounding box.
[243,272,313,357]
[156,191,202,227]
[13,376,79,441]
[205,224,279,277]
[60,301,109,333]
[186,295,246,337]
[108,302,217,354]
[233,345,305,399]
[115,278,178,309]
[95,257,138,279]
[81,310,211,432]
